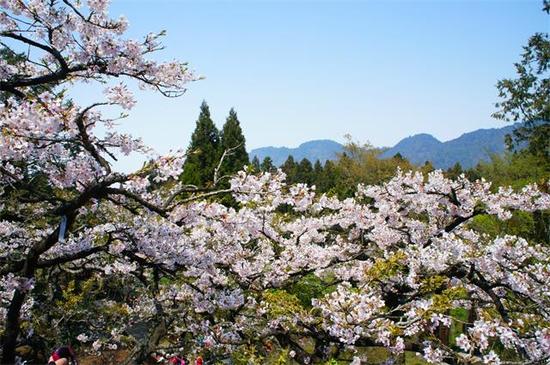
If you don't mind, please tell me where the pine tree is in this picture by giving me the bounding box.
[295,158,314,184]
[312,159,323,187]
[220,108,249,177]
[446,162,463,179]
[281,156,298,183]
[180,101,220,186]
[318,160,338,193]
[393,152,405,161]
[260,157,275,172]
[251,156,261,172]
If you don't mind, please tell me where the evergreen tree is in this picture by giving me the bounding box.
[392,152,405,161]
[446,162,463,179]
[260,157,275,172]
[318,160,338,193]
[281,156,298,183]
[180,101,220,186]
[251,156,261,172]
[312,159,323,187]
[295,158,314,185]
[220,108,249,177]
[421,160,435,174]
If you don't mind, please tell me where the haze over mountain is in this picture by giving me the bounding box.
[250,124,519,169]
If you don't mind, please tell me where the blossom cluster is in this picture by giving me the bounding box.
[1,1,549,364]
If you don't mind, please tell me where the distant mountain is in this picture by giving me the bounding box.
[380,125,519,169]
[250,139,344,167]
[250,124,521,169]
[382,133,443,164]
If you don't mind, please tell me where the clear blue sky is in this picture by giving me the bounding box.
[78,0,549,170]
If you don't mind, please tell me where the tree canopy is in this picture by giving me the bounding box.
[493,3,550,157]
[1,2,550,365]
[220,108,249,177]
[181,101,221,187]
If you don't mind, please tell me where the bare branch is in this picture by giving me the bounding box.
[213,144,242,185]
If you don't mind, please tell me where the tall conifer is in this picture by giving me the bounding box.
[312,159,323,187]
[251,156,261,172]
[281,156,298,183]
[220,108,249,176]
[296,158,314,184]
[181,101,220,186]
[260,157,275,172]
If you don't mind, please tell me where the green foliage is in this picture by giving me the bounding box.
[261,156,276,172]
[295,158,314,185]
[331,137,415,197]
[445,162,464,179]
[232,344,265,365]
[366,251,407,282]
[31,272,138,352]
[312,160,323,187]
[471,212,535,238]
[281,156,298,183]
[470,151,550,189]
[287,274,334,308]
[251,156,261,172]
[420,160,434,175]
[264,136,416,197]
[418,275,449,294]
[429,287,469,313]
[256,136,421,197]
[0,48,56,101]
[404,351,431,365]
[492,4,549,157]
[449,308,469,345]
[467,151,550,243]
[220,108,249,177]
[316,160,338,194]
[181,101,221,186]
[281,156,336,192]
[262,289,305,319]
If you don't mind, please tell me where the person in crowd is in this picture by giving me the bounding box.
[169,355,186,365]
[47,346,77,365]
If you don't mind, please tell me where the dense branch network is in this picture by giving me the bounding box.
[0,1,549,365]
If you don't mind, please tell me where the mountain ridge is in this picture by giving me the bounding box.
[380,125,518,168]
[249,124,520,169]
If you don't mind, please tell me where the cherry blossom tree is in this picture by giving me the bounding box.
[1,1,550,365]
[49,168,548,364]
[0,0,199,362]
[140,170,549,364]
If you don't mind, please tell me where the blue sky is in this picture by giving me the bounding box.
[79,0,548,170]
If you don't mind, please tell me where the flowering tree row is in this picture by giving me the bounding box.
[1,1,549,364]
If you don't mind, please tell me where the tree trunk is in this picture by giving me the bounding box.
[122,317,167,365]
[1,214,75,364]
[1,290,27,363]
